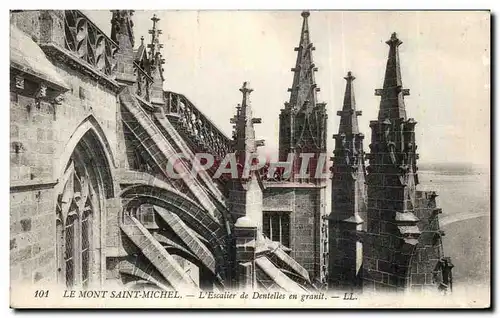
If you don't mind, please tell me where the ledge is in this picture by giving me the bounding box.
[10,179,58,192]
[262,207,292,212]
[263,181,327,189]
[11,62,69,93]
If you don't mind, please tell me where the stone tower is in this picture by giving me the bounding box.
[228,82,265,289]
[328,71,367,290]
[363,33,426,291]
[228,82,265,229]
[263,11,328,287]
[278,11,327,182]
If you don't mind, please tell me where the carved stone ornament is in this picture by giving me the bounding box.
[15,75,24,89]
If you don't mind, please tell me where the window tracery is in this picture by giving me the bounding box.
[56,144,101,288]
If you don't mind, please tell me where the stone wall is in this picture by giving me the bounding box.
[10,80,58,285]
[263,185,325,284]
[10,14,122,287]
[410,191,445,291]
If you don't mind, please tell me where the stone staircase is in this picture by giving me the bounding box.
[120,87,218,216]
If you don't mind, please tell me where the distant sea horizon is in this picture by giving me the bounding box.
[417,161,490,288]
[418,161,489,175]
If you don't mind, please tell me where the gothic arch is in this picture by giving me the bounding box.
[55,127,114,288]
[56,114,116,198]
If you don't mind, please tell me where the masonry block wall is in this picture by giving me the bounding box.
[10,92,57,285]
[362,234,401,292]
[328,165,366,289]
[410,191,446,291]
[10,12,123,288]
[234,219,257,289]
[363,163,420,292]
[329,222,363,289]
[263,186,326,285]
[294,187,327,286]
[361,192,445,293]
[228,175,263,231]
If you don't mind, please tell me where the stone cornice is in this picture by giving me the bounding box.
[39,43,121,93]
[263,181,327,189]
[10,61,69,93]
[10,179,58,192]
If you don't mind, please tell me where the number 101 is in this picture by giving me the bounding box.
[34,290,49,298]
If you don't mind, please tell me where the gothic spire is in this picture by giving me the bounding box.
[148,14,165,68]
[286,11,319,113]
[337,71,361,135]
[231,82,264,155]
[375,32,410,120]
[333,71,365,167]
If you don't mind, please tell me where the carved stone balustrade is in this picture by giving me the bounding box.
[164,91,233,160]
[64,10,119,77]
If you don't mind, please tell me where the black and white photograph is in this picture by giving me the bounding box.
[8,9,490,308]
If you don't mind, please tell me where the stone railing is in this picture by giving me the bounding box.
[133,62,153,102]
[64,10,119,77]
[164,91,232,160]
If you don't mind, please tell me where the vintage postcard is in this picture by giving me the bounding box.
[9,10,490,308]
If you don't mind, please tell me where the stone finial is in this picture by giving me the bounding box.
[344,71,356,82]
[151,13,160,24]
[239,82,253,112]
[239,81,253,95]
[232,82,263,154]
[148,13,163,63]
[386,32,403,47]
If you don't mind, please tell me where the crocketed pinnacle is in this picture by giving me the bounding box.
[375,32,410,120]
[231,82,264,154]
[110,10,135,47]
[239,81,254,123]
[338,71,361,135]
[286,11,319,113]
[147,14,165,66]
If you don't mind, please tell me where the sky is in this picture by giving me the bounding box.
[84,10,490,167]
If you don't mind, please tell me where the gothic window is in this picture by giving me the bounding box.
[56,142,101,289]
[64,213,77,287]
[81,207,92,288]
[263,211,290,248]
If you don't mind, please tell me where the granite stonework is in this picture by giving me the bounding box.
[10,10,453,295]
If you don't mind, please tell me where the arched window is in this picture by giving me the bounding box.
[64,212,78,287]
[56,133,104,289]
[81,204,92,288]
